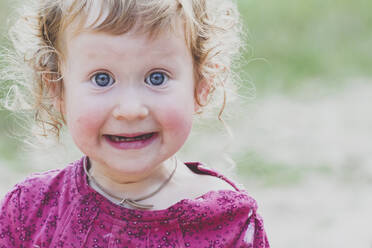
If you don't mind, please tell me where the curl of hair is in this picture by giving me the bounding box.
[1,0,243,141]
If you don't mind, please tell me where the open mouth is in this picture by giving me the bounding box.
[105,133,156,143]
[103,132,158,150]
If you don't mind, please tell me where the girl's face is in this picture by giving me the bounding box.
[60,28,197,181]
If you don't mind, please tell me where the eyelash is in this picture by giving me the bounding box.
[89,70,170,88]
[144,71,169,87]
[90,71,115,88]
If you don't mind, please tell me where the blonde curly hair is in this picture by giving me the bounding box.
[1,0,243,140]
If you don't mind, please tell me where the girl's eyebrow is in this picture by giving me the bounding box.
[149,48,183,60]
[74,35,186,58]
[81,47,184,65]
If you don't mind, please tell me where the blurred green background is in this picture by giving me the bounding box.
[1,0,371,247]
[0,0,21,167]
[239,0,372,92]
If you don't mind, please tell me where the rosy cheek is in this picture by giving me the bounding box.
[166,114,192,131]
[67,107,105,144]
[160,92,195,129]
[77,114,101,132]
[160,105,193,136]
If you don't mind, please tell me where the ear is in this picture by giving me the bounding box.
[194,79,210,113]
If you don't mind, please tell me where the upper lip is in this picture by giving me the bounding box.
[104,132,156,138]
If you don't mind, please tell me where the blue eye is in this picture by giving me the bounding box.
[145,72,168,86]
[91,72,115,87]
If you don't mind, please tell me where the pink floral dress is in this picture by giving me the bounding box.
[0,157,269,247]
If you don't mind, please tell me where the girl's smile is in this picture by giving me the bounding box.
[103,132,158,150]
[60,26,197,182]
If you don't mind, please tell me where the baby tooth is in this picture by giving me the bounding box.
[110,134,152,142]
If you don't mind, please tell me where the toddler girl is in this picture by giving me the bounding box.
[0,0,269,247]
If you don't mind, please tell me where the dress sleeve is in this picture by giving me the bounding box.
[235,211,270,248]
[0,187,23,247]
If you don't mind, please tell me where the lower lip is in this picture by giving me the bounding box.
[104,133,158,150]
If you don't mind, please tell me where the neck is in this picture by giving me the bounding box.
[87,157,176,201]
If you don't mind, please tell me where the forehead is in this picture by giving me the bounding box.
[65,28,190,61]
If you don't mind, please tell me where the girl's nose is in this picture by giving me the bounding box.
[112,94,149,121]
